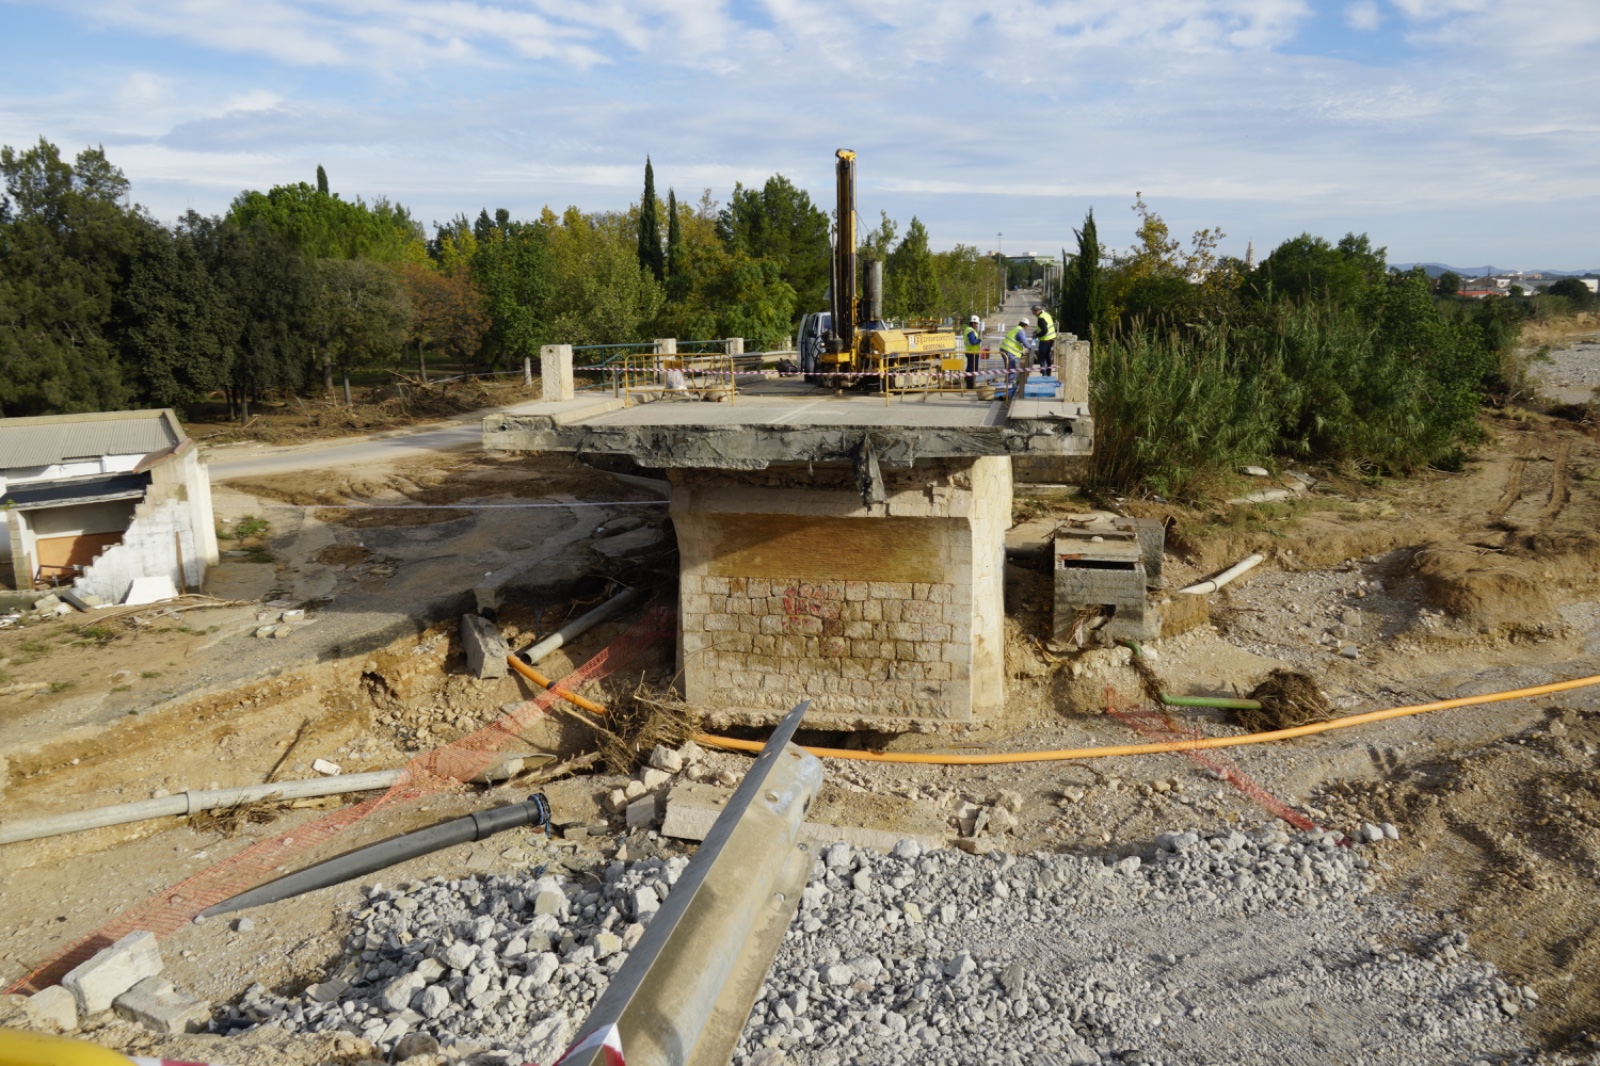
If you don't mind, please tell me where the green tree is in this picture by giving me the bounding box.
[546,207,664,347]
[1060,208,1109,343]
[316,164,329,196]
[637,158,664,281]
[229,182,424,262]
[179,212,315,421]
[665,188,684,293]
[1436,270,1462,296]
[885,216,938,319]
[0,138,142,414]
[471,215,555,370]
[308,257,410,400]
[1548,277,1595,309]
[1248,232,1388,306]
[931,244,1001,323]
[716,175,830,318]
[117,222,231,408]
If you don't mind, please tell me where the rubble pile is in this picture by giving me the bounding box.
[228,826,1534,1065]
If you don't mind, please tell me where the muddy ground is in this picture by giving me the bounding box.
[3,336,1600,1061]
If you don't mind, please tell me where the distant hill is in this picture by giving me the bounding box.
[1394,263,1600,278]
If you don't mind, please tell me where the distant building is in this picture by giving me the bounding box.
[0,410,218,598]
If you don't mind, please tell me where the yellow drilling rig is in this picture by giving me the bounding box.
[814,149,964,390]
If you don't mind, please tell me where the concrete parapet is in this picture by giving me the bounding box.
[540,345,574,402]
[1057,337,1091,404]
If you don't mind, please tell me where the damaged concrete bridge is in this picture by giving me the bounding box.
[484,340,1091,731]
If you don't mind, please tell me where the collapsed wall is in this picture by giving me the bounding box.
[75,497,203,604]
[672,457,1010,729]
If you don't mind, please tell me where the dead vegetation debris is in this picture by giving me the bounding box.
[1238,669,1334,731]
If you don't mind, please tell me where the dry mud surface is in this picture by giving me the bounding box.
[3,387,1600,1063]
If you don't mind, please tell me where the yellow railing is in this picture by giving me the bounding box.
[620,352,737,407]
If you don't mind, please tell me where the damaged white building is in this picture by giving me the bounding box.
[0,409,219,601]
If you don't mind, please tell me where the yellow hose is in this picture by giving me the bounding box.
[507,654,1600,765]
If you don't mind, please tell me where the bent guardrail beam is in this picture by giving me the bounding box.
[557,699,822,1066]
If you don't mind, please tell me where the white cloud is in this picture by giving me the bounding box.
[1344,0,1380,31]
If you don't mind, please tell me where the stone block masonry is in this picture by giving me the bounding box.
[672,456,1009,728]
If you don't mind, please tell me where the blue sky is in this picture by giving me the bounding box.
[3,0,1597,269]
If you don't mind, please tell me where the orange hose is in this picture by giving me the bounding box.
[507,653,1600,765]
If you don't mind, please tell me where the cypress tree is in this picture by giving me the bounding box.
[637,158,664,281]
[665,187,683,292]
[1062,208,1107,344]
[316,164,329,196]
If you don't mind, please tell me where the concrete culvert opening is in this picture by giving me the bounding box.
[1239,668,1334,731]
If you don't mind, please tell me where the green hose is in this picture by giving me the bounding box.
[1116,639,1263,711]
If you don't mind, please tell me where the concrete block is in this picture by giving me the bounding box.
[460,614,509,679]
[626,795,658,830]
[62,930,164,1015]
[113,977,210,1034]
[25,986,78,1031]
[646,745,684,773]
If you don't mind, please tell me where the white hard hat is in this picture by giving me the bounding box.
[1018,319,1029,326]
[969,315,980,324]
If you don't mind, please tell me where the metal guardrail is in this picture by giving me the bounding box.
[556,699,822,1066]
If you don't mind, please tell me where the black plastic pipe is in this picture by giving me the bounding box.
[200,793,551,918]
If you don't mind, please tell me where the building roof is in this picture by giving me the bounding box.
[0,471,151,510]
[0,409,184,469]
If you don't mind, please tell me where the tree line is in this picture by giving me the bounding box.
[1054,199,1534,498]
[0,140,1007,420]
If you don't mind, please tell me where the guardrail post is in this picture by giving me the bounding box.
[523,355,534,388]
[540,344,574,401]
[557,700,822,1066]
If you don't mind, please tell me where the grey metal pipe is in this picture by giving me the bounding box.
[520,586,641,664]
[0,771,404,846]
[199,793,551,917]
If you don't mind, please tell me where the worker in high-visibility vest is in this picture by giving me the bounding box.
[1031,303,1058,375]
[999,320,1029,376]
[963,315,983,389]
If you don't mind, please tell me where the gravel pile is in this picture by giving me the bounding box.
[225,827,1536,1065]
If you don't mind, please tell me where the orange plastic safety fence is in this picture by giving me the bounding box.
[1103,686,1320,833]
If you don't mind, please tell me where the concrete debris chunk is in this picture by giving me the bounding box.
[59,588,104,612]
[380,972,426,1013]
[626,795,658,830]
[311,758,342,776]
[24,985,78,1031]
[112,976,210,1034]
[990,790,1024,813]
[62,930,164,1015]
[305,978,348,1004]
[393,1032,442,1061]
[639,767,672,791]
[646,744,684,773]
[460,613,510,679]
